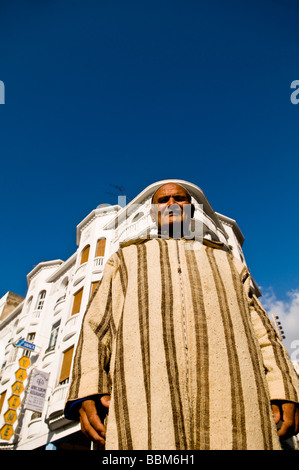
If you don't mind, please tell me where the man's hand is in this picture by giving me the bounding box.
[79,395,110,447]
[271,400,299,440]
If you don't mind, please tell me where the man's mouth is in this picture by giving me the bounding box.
[165,207,182,216]
[166,212,181,218]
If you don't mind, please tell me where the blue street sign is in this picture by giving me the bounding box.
[15,339,36,351]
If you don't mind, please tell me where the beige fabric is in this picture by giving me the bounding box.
[66,237,299,450]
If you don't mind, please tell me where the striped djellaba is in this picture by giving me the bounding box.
[66,237,299,450]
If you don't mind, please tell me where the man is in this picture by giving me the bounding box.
[65,182,299,450]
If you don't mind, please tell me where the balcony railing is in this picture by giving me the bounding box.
[63,313,80,342]
[93,256,104,271]
[73,262,88,285]
[46,383,69,420]
[54,295,66,314]
[30,309,42,325]
[16,314,29,334]
[1,362,15,385]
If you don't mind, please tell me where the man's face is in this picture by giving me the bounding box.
[150,183,192,236]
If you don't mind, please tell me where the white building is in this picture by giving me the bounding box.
[0,179,253,450]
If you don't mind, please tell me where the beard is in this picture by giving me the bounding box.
[159,217,191,239]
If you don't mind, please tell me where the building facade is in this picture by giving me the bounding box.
[0,179,255,450]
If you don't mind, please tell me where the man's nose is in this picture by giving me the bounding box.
[166,198,181,212]
[167,196,176,206]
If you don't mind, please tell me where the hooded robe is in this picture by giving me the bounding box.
[64,237,299,450]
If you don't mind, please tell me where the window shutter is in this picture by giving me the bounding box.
[59,346,74,384]
[90,281,100,298]
[71,288,83,316]
[0,390,6,414]
[80,245,90,265]
[95,238,106,257]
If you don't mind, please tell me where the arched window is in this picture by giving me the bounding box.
[80,245,90,265]
[36,290,46,311]
[95,238,106,258]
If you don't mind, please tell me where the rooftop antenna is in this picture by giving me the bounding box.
[105,184,132,207]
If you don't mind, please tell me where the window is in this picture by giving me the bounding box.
[27,333,35,342]
[36,290,46,311]
[0,390,7,414]
[24,333,36,358]
[90,281,100,299]
[80,245,90,265]
[46,320,61,353]
[71,288,83,316]
[59,346,74,385]
[95,238,106,258]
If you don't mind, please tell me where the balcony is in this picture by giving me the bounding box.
[73,262,87,286]
[30,309,42,325]
[1,362,15,385]
[62,314,81,342]
[27,417,42,439]
[46,383,70,430]
[16,314,29,334]
[93,256,104,273]
[53,295,66,315]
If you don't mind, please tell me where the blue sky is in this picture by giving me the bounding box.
[1,1,299,347]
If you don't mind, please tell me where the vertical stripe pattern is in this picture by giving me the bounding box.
[253,297,299,403]
[68,330,83,399]
[137,243,152,449]
[113,249,133,449]
[206,248,247,449]
[158,238,188,449]
[65,239,299,450]
[185,247,210,449]
[226,253,274,449]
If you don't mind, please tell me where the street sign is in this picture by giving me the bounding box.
[11,381,24,396]
[0,424,14,441]
[15,369,27,382]
[8,395,21,410]
[15,339,35,351]
[25,369,50,413]
[4,409,17,425]
[19,356,31,369]
[0,359,31,444]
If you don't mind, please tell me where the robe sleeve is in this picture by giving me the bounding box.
[64,253,119,419]
[240,265,299,404]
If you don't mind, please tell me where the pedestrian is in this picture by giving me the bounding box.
[64,182,299,450]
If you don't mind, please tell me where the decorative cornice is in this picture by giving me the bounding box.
[27,260,64,286]
[215,212,245,246]
[76,204,121,246]
[46,253,77,283]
